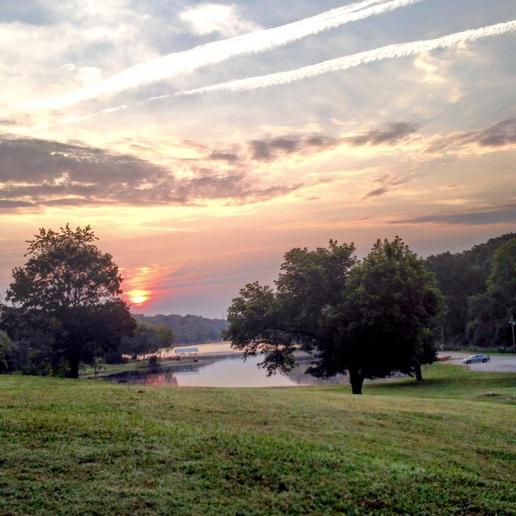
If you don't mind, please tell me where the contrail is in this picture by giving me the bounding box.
[176,20,516,96]
[27,0,425,109]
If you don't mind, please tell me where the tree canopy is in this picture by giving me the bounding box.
[1,225,135,377]
[119,323,175,360]
[226,237,442,394]
[426,233,515,346]
[487,238,516,319]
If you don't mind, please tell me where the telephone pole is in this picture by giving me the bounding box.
[510,313,516,350]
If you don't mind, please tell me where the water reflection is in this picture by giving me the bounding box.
[106,354,347,388]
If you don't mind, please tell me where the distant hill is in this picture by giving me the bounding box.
[133,313,228,344]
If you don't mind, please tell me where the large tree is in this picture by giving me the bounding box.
[2,225,135,377]
[226,238,442,394]
[338,238,442,393]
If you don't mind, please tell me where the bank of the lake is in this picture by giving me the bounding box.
[1,364,515,515]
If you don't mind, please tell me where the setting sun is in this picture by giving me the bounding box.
[127,290,150,306]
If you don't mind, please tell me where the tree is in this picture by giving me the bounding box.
[487,238,516,322]
[226,238,442,394]
[119,323,174,360]
[0,330,13,373]
[2,225,135,377]
[426,233,516,346]
[467,238,516,349]
[340,238,442,393]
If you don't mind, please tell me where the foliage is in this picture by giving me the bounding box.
[119,323,174,360]
[487,238,516,319]
[1,225,135,377]
[466,238,516,349]
[226,238,442,394]
[338,238,442,391]
[426,233,516,346]
[135,313,227,344]
[0,307,58,375]
[0,330,13,373]
[0,366,514,514]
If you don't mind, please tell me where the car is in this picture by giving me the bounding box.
[463,354,491,364]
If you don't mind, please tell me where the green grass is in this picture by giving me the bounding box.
[0,365,515,515]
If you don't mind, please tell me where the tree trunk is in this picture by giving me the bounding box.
[413,360,423,382]
[349,369,364,395]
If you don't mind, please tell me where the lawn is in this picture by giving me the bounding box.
[0,364,515,515]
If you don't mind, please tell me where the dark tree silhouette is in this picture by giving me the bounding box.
[226,238,442,394]
[3,225,135,377]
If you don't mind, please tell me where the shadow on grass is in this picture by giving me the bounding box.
[368,378,445,390]
[364,364,516,403]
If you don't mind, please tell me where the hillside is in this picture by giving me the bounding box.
[134,313,228,344]
[1,364,514,514]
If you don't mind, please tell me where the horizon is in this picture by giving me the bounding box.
[1,0,515,318]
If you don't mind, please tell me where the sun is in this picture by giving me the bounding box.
[127,290,150,306]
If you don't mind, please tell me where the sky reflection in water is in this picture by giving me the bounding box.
[108,354,347,388]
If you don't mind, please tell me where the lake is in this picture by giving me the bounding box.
[105,353,348,388]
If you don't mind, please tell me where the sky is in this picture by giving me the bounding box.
[0,0,515,318]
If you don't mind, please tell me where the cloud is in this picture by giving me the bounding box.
[60,63,104,86]
[209,150,241,163]
[427,118,516,153]
[475,118,516,147]
[248,122,416,161]
[179,4,260,37]
[249,134,338,161]
[362,172,411,200]
[396,206,516,225]
[344,122,418,146]
[0,136,302,209]
[363,186,388,199]
[177,19,516,96]
[25,0,426,108]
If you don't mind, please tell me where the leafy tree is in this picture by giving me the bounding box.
[0,307,57,375]
[226,238,442,394]
[426,233,516,345]
[0,330,13,373]
[467,238,516,349]
[2,225,135,377]
[119,323,174,360]
[487,238,516,321]
[339,238,442,392]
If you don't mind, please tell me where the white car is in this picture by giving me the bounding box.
[463,354,490,364]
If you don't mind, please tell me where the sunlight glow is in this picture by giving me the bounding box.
[128,290,151,305]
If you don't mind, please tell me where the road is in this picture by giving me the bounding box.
[439,352,516,373]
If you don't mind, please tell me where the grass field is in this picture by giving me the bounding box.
[1,364,515,515]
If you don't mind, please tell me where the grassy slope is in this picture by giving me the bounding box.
[0,365,515,515]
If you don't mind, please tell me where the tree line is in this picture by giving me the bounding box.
[134,314,228,344]
[426,233,516,350]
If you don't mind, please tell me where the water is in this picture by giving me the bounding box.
[105,353,347,388]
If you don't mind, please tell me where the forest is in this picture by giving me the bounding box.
[426,233,516,349]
